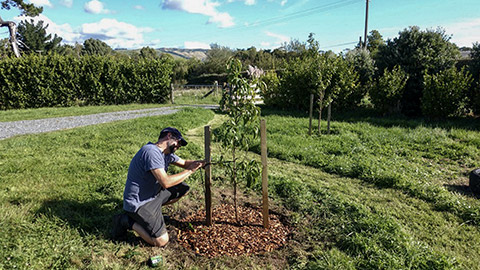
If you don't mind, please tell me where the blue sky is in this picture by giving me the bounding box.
[1,0,479,52]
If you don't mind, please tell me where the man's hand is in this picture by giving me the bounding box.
[187,160,205,172]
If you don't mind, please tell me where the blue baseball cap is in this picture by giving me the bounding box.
[160,127,188,146]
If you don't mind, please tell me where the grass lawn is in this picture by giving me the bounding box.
[1,105,479,269]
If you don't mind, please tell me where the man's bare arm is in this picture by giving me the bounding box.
[151,161,204,189]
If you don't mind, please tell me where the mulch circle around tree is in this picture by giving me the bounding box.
[176,204,291,257]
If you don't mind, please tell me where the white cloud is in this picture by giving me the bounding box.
[162,0,235,28]
[280,0,287,6]
[60,0,73,8]
[444,18,480,47]
[184,41,210,49]
[14,14,81,44]
[245,0,256,5]
[84,0,111,14]
[260,41,271,47]
[266,31,290,43]
[134,5,144,10]
[28,0,52,7]
[81,18,153,48]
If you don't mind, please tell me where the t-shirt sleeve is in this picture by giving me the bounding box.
[170,153,180,164]
[143,147,165,171]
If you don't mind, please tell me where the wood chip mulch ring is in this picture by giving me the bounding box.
[174,203,290,257]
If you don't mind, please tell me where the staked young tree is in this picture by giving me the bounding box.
[1,0,42,57]
[16,19,62,54]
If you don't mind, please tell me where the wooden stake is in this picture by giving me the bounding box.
[309,94,314,136]
[260,119,270,229]
[170,83,174,104]
[318,92,324,134]
[204,126,212,226]
[327,102,331,135]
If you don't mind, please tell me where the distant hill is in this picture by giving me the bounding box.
[157,48,208,60]
[115,47,208,60]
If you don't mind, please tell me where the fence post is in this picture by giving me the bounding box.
[260,119,270,229]
[214,81,218,97]
[327,102,332,134]
[204,126,212,226]
[309,94,314,136]
[170,83,174,104]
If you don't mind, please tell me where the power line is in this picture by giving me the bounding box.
[164,0,363,44]
[321,41,358,49]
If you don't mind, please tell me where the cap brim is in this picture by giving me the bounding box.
[180,138,188,146]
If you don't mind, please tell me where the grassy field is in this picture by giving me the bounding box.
[1,105,479,269]
[173,87,221,105]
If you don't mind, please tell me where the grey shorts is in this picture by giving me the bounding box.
[127,182,190,238]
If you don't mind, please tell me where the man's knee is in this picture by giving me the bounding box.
[153,231,169,247]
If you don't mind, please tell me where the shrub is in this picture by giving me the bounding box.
[369,66,409,114]
[422,67,473,118]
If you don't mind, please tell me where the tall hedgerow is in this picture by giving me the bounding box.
[0,54,173,109]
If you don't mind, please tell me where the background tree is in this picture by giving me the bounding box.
[57,43,82,57]
[370,66,409,114]
[366,30,385,56]
[139,46,158,60]
[16,19,62,54]
[375,26,460,116]
[469,43,480,114]
[202,43,234,74]
[422,67,472,118]
[81,38,112,56]
[0,37,14,57]
[1,0,42,57]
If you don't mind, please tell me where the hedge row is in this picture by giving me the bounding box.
[0,54,173,110]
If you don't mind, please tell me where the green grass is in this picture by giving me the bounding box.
[251,109,480,227]
[2,105,480,269]
[173,88,221,105]
[0,103,171,122]
[0,107,215,269]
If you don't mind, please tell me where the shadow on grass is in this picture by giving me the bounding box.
[260,106,480,131]
[36,198,123,238]
[444,184,480,199]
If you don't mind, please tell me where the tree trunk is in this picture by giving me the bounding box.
[0,17,21,58]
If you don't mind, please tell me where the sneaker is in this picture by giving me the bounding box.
[111,213,129,239]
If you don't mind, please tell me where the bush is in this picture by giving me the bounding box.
[0,54,173,109]
[369,66,409,114]
[422,67,473,118]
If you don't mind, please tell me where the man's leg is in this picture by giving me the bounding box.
[132,222,169,247]
[127,188,171,246]
[164,182,190,205]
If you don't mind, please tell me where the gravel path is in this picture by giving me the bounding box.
[0,105,218,140]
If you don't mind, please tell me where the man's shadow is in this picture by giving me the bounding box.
[36,197,136,241]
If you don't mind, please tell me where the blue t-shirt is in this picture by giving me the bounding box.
[123,142,179,212]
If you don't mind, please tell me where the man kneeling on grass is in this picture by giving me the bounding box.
[112,127,205,246]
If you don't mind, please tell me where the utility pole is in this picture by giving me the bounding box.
[363,0,369,50]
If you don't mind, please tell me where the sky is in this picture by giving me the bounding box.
[1,0,480,52]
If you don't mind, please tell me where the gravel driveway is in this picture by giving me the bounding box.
[0,105,218,140]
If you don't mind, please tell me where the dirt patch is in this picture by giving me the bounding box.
[172,203,290,258]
